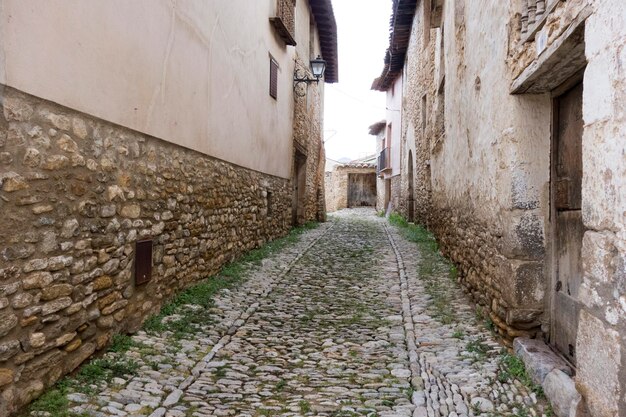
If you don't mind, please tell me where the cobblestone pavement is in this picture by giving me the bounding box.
[54,209,551,417]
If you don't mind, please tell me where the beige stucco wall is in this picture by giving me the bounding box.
[0,0,321,179]
[576,1,626,415]
[438,1,551,224]
[386,77,403,177]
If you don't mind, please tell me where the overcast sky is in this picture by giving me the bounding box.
[324,0,391,162]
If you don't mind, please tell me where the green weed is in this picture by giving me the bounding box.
[387,213,458,325]
[498,353,544,397]
[144,222,318,337]
[108,333,138,353]
[299,400,312,413]
[276,379,286,391]
[466,337,490,357]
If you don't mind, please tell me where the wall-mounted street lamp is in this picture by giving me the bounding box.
[293,56,327,97]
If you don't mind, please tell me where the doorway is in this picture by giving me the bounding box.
[292,151,307,226]
[551,81,584,365]
[407,151,415,222]
[347,173,377,207]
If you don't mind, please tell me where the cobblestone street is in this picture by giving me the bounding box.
[55,209,551,417]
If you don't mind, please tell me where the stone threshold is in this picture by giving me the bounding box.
[514,338,590,417]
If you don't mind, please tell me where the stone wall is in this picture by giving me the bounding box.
[574,1,626,415]
[389,176,402,218]
[399,4,436,226]
[390,0,552,345]
[376,176,386,213]
[0,85,292,415]
[390,0,626,414]
[293,56,327,224]
[325,166,377,212]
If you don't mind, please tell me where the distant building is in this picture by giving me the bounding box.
[325,155,377,212]
[368,120,389,212]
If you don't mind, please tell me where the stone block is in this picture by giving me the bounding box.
[22,148,41,168]
[11,293,34,309]
[581,231,616,286]
[42,155,69,170]
[576,310,620,417]
[0,341,21,362]
[513,337,572,385]
[2,96,34,121]
[1,243,35,261]
[0,369,14,387]
[543,369,587,417]
[499,211,545,260]
[41,297,73,316]
[41,284,73,301]
[121,204,141,219]
[499,260,545,309]
[0,312,17,338]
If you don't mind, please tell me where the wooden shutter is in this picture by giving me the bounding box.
[270,58,278,99]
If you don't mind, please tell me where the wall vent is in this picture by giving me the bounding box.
[135,240,153,285]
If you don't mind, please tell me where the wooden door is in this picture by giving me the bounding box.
[552,82,584,364]
[347,174,377,207]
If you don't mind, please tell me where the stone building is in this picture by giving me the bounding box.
[368,121,389,212]
[325,156,377,212]
[374,0,626,415]
[0,0,337,414]
[372,71,404,218]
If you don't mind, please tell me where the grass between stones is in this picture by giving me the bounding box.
[143,221,318,338]
[388,213,458,325]
[388,214,554,417]
[25,222,319,417]
[497,353,545,397]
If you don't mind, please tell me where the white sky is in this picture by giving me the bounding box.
[324,0,392,162]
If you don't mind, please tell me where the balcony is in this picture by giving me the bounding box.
[519,0,558,43]
[270,0,297,46]
[377,148,391,176]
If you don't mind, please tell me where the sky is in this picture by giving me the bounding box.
[324,0,392,162]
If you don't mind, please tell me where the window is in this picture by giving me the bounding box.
[270,57,279,99]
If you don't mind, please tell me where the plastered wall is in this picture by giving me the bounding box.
[0,0,313,179]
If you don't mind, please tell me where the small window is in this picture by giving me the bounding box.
[270,58,279,99]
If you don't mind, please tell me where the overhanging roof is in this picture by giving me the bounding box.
[368,120,387,135]
[371,0,417,91]
[310,0,339,83]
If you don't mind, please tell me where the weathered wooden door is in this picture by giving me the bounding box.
[347,174,376,207]
[552,82,584,364]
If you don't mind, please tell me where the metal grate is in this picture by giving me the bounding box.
[270,58,279,99]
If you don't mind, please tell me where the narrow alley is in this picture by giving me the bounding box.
[49,210,550,417]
